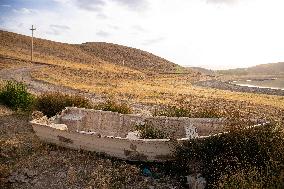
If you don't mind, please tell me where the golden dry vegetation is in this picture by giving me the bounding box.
[1,30,284,121]
[1,30,284,189]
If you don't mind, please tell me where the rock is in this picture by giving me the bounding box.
[186,174,206,189]
[17,174,29,183]
[49,150,57,156]
[30,178,39,185]
[8,176,16,183]
[22,168,37,178]
[57,171,66,178]
[126,131,140,140]
[67,166,77,184]
[32,111,44,120]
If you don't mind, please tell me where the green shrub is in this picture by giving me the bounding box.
[153,105,220,118]
[173,123,284,188]
[95,100,132,114]
[36,92,92,117]
[0,81,35,111]
[135,122,168,139]
[153,105,191,117]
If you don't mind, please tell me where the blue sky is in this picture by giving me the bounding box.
[1,0,284,69]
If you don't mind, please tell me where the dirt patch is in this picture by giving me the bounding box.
[0,105,13,116]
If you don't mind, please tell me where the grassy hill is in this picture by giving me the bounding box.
[79,42,180,73]
[0,30,184,74]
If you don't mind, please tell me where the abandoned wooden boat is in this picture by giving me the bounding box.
[30,107,266,162]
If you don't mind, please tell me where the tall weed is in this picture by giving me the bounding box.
[0,81,34,111]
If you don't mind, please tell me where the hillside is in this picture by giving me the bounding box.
[218,62,284,76]
[248,62,284,75]
[0,30,185,74]
[79,42,181,73]
[189,66,217,76]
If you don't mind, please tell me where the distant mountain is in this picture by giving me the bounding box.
[188,67,217,76]
[0,30,192,74]
[218,62,284,76]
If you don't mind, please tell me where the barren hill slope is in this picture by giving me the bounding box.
[247,62,284,75]
[0,30,185,74]
[79,42,180,73]
[218,62,284,76]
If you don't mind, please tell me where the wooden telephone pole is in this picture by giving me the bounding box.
[30,25,36,62]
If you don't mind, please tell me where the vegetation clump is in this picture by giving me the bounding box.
[135,122,168,139]
[36,92,92,117]
[174,123,284,188]
[153,105,191,117]
[0,81,35,111]
[95,99,132,114]
[153,103,221,118]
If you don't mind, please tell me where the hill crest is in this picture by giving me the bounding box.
[0,30,185,74]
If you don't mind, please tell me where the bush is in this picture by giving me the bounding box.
[95,100,132,114]
[173,123,284,188]
[36,92,92,117]
[153,105,220,118]
[0,81,35,111]
[153,105,191,117]
[135,122,168,139]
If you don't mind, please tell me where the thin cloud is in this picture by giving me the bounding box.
[142,37,165,45]
[132,25,146,32]
[75,0,105,11]
[96,30,111,37]
[0,27,8,31]
[73,0,148,12]
[97,13,108,19]
[48,24,70,35]
[108,25,120,30]
[207,0,238,5]
[112,0,148,9]
[0,5,11,8]
[50,24,70,30]
[13,8,36,14]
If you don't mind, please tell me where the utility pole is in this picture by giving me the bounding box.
[30,25,36,62]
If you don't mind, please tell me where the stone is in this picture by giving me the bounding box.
[186,174,206,189]
[126,131,140,140]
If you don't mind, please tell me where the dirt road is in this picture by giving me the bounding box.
[0,59,103,102]
[0,57,152,114]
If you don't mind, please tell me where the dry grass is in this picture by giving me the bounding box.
[31,66,284,109]
[0,30,186,74]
